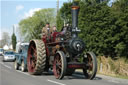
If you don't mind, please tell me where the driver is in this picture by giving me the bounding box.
[42,23,52,37]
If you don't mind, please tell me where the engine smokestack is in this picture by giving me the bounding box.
[71,2,80,37]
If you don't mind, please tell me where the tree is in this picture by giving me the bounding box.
[0,40,5,48]
[111,0,128,57]
[1,32,10,46]
[56,2,72,31]
[19,8,56,41]
[11,33,17,51]
[57,0,128,58]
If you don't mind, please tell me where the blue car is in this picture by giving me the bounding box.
[14,44,29,72]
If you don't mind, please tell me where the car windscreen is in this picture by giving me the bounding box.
[24,45,29,51]
[4,52,14,55]
[0,49,4,52]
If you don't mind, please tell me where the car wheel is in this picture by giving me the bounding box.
[3,57,5,62]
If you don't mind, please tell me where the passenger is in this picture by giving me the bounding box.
[52,26,57,33]
[42,23,52,37]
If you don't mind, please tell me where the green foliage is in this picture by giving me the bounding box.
[19,8,56,41]
[11,33,17,50]
[57,0,128,58]
[56,2,72,31]
[79,2,117,56]
[56,11,64,31]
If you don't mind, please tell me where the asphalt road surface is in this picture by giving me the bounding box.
[0,56,128,85]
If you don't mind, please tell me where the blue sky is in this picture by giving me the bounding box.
[0,0,114,40]
[0,0,68,40]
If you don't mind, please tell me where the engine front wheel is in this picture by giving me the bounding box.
[27,39,47,75]
[53,51,67,80]
[83,52,97,80]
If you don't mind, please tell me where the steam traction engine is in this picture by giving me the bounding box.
[27,2,97,80]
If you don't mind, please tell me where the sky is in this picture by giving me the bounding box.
[0,0,68,40]
[0,0,115,41]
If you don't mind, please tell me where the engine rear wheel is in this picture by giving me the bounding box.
[27,39,47,75]
[83,52,97,80]
[53,51,67,80]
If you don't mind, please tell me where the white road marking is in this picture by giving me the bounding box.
[16,70,36,78]
[47,79,66,85]
[3,64,12,69]
[0,62,12,69]
[16,70,30,76]
[108,79,119,83]
[0,62,4,65]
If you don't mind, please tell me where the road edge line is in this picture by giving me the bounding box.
[47,79,66,85]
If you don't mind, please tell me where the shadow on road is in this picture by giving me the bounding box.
[65,72,102,80]
[94,77,102,80]
[38,71,102,80]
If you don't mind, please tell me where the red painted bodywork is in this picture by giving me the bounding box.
[68,64,85,69]
[41,32,61,57]
[67,62,85,69]
[42,32,61,43]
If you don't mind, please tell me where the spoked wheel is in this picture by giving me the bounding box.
[53,51,67,80]
[83,52,97,80]
[27,40,47,75]
[14,60,19,70]
[21,61,26,72]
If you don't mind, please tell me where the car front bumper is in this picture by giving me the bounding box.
[4,57,15,62]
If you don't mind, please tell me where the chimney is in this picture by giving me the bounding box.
[71,2,80,37]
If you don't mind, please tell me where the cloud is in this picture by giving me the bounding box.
[23,8,41,19]
[16,5,24,12]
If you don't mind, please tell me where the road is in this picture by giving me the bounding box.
[0,56,128,85]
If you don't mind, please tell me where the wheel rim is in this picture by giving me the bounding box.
[53,54,62,79]
[87,54,93,77]
[27,42,37,73]
[83,53,95,79]
[53,51,67,79]
[14,60,17,69]
[21,61,24,71]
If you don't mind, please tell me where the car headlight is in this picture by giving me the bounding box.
[4,56,9,59]
[4,56,8,58]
